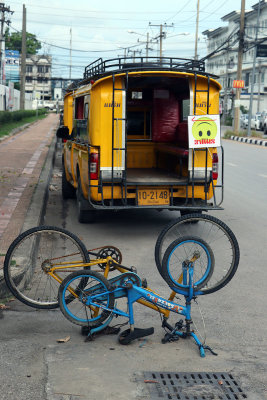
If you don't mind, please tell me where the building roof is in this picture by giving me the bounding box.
[222,1,267,23]
[202,27,228,38]
[221,10,240,22]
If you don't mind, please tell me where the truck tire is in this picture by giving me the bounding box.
[77,178,95,223]
[62,168,76,199]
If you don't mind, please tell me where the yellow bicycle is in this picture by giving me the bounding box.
[3,225,177,320]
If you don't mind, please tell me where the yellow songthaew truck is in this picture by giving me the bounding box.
[57,57,223,222]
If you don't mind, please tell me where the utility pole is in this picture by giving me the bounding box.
[149,22,173,58]
[194,0,200,60]
[0,3,14,85]
[233,0,245,133]
[69,27,72,80]
[257,59,261,113]
[223,38,230,125]
[20,4,26,110]
[146,32,149,61]
[247,0,261,136]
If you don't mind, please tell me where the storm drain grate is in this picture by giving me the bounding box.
[143,372,247,400]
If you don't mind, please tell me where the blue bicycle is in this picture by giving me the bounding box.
[58,214,240,357]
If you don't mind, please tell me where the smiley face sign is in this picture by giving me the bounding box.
[188,115,221,148]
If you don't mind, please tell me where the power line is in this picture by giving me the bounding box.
[9,24,144,53]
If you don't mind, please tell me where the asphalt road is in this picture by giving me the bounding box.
[1,139,266,400]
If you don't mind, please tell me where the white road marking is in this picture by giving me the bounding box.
[258,174,267,178]
[227,162,237,167]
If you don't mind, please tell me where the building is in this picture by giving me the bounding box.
[0,83,32,111]
[203,0,267,115]
[25,55,52,101]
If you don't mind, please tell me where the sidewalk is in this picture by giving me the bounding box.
[0,113,58,265]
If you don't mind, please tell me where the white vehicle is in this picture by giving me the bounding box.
[263,115,267,134]
[250,114,261,131]
[259,110,267,131]
[241,114,248,128]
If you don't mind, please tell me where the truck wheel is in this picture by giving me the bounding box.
[180,210,202,217]
[62,168,76,199]
[77,178,95,223]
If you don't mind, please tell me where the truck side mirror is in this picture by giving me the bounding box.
[56,126,69,140]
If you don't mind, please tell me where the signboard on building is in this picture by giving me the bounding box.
[188,115,221,149]
[5,50,20,82]
[256,44,267,57]
[233,80,244,88]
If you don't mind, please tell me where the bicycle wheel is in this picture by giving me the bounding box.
[58,270,115,327]
[161,236,214,292]
[155,213,240,294]
[4,226,90,309]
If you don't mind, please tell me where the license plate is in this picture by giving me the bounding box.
[138,189,169,206]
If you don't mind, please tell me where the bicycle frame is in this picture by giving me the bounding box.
[47,254,177,318]
[80,261,208,356]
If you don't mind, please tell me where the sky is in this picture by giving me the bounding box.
[5,0,260,79]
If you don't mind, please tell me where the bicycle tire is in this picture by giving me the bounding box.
[155,213,240,295]
[161,236,214,292]
[4,226,90,309]
[58,270,115,327]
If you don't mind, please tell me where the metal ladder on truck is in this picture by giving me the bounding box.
[111,72,129,207]
[191,73,223,208]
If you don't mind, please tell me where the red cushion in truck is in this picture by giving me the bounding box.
[152,94,179,142]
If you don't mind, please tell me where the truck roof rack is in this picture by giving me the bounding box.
[83,57,213,81]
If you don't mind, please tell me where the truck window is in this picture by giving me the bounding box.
[127,109,151,139]
[182,99,190,121]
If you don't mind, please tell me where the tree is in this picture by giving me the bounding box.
[5,28,42,55]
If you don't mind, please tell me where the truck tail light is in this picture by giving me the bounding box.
[212,153,218,180]
[89,153,99,180]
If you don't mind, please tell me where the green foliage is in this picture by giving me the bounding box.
[5,28,41,55]
[223,130,235,139]
[251,130,263,138]
[225,116,233,126]
[240,105,248,114]
[0,109,46,124]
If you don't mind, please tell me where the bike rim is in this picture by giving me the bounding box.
[5,228,88,307]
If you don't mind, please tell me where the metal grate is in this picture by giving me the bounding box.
[143,372,247,400]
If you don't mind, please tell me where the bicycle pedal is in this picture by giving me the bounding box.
[175,319,184,330]
[81,325,120,337]
[161,333,179,344]
[118,327,154,345]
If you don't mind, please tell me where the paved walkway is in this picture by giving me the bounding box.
[0,113,58,259]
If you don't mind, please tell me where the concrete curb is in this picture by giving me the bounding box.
[230,135,267,146]
[0,133,57,300]
[21,135,57,232]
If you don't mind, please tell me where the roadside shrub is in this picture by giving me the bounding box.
[0,109,47,124]
[223,130,234,139]
[251,130,263,138]
[225,116,233,126]
[223,130,246,138]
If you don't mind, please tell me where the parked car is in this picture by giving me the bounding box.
[262,114,267,134]
[241,114,248,128]
[250,114,261,131]
[259,110,267,131]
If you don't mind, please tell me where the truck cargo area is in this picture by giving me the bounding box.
[126,76,190,184]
